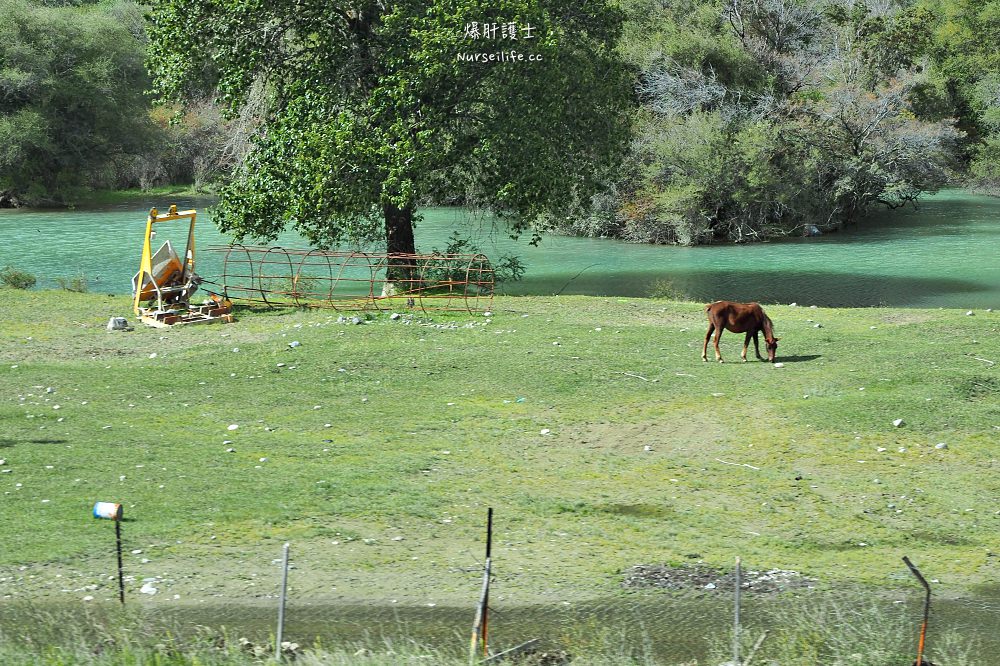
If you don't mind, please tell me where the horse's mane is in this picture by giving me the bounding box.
[762,314,775,340]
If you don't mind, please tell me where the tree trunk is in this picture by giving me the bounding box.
[0,190,22,208]
[383,201,416,287]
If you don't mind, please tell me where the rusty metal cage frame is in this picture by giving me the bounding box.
[207,245,494,313]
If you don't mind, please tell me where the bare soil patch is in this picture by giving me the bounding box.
[623,564,816,594]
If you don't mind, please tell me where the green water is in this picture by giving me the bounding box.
[1,190,999,307]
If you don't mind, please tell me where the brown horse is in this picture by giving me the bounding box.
[702,301,779,363]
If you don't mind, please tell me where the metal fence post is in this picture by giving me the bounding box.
[733,556,742,666]
[903,555,932,666]
[276,543,290,662]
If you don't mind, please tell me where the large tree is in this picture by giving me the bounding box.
[146,0,632,272]
[0,0,152,206]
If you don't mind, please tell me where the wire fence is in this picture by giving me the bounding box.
[3,541,998,665]
[205,246,495,314]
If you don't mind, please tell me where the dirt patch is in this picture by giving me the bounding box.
[623,564,816,594]
[879,312,934,325]
[571,416,730,453]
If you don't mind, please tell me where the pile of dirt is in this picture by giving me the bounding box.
[622,564,816,594]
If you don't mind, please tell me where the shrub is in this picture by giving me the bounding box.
[0,266,36,289]
[55,276,88,293]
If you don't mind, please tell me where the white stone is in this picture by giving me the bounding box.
[773,363,784,368]
[289,341,301,348]
[892,419,904,427]
[148,353,157,359]
[540,428,551,435]
[935,442,948,450]
[227,424,239,431]
[140,583,158,595]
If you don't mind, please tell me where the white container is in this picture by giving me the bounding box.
[93,502,123,520]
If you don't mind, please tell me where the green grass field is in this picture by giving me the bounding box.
[1,290,999,607]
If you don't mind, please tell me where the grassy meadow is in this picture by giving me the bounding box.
[1,289,999,611]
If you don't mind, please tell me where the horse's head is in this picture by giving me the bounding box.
[766,337,780,362]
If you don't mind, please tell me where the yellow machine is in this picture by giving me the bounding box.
[132,205,233,327]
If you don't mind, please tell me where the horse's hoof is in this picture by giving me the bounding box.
[701,357,708,362]
[742,358,748,363]
[718,359,724,363]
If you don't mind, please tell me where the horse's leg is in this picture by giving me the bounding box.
[753,330,764,361]
[742,332,751,362]
[714,327,724,363]
[702,323,714,362]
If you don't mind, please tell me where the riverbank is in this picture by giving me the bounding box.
[2,290,998,601]
[4,189,1000,306]
[72,185,218,207]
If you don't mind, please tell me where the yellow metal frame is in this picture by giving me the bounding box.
[132,204,197,317]
[131,204,233,328]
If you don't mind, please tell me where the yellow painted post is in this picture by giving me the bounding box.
[132,208,158,316]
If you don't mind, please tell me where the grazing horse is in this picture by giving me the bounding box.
[702,301,779,363]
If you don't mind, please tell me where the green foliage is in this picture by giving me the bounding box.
[427,231,525,285]
[0,266,36,289]
[146,0,633,254]
[54,275,88,292]
[0,0,154,205]
[580,0,967,245]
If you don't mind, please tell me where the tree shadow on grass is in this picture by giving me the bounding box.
[0,438,67,448]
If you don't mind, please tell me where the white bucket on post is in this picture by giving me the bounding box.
[93,502,123,520]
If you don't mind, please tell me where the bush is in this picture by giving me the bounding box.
[55,275,88,293]
[0,266,36,289]
[426,232,525,286]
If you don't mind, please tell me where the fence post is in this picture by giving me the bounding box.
[276,543,290,662]
[92,502,125,604]
[469,507,493,665]
[733,556,742,666]
[903,555,932,666]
